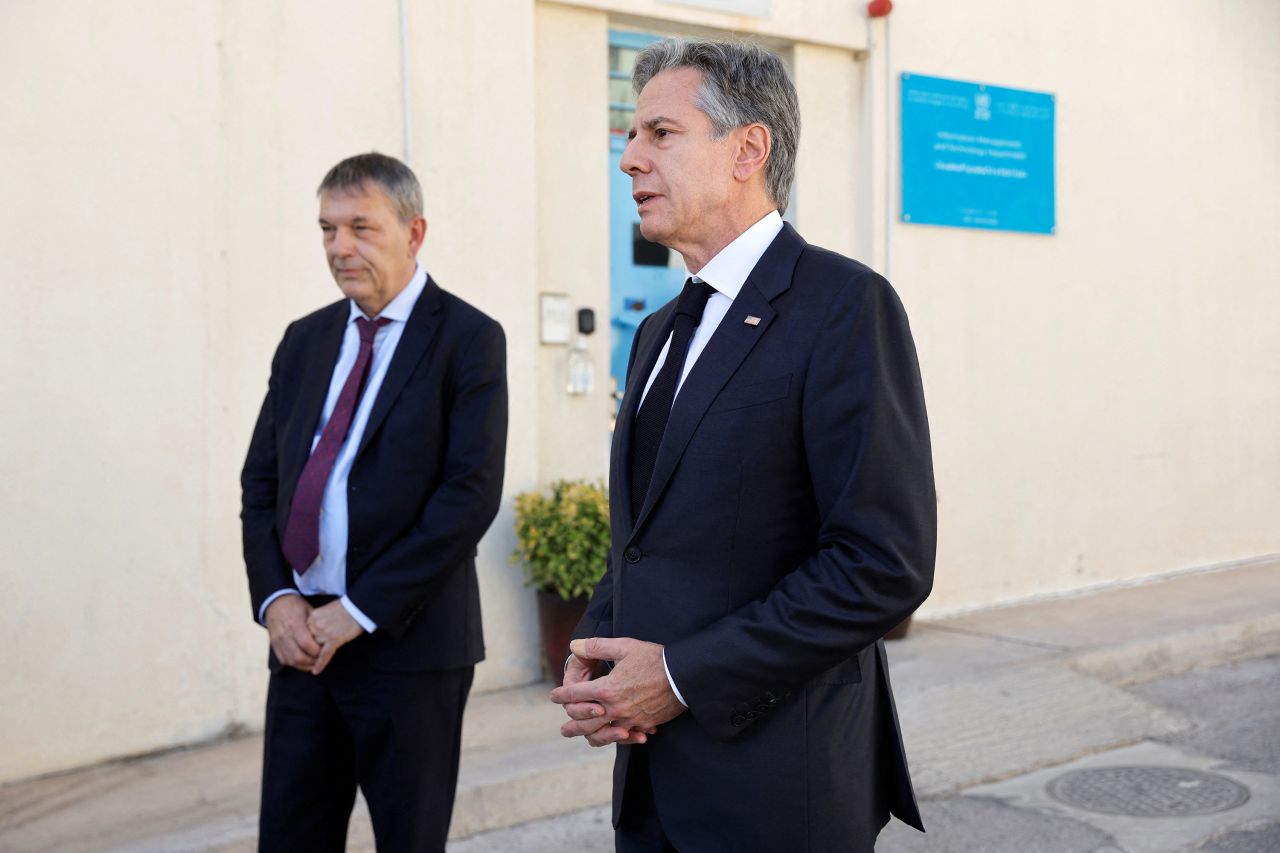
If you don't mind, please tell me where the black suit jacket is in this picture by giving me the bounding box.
[242,275,507,671]
[574,225,936,850]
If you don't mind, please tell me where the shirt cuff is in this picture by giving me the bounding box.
[663,650,688,708]
[258,589,300,625]
[340,595,378,634]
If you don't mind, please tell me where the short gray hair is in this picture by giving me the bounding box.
[317,152,423,224]
[633,38,800,213]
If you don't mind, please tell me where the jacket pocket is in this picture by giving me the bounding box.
[709,374,792,413]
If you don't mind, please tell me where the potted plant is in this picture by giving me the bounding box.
[512,479,610,685]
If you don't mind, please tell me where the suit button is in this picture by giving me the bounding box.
[624,547,642,563]
[746,710,759,721]
[731,715,746,727]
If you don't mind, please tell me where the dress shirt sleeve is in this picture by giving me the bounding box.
[339,595,378,633]
[663,650,688,707]
[257,588,301,625]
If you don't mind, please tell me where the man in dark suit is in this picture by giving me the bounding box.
[550,40,936,851]
[241,152,507,851]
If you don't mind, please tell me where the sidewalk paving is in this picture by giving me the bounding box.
[2,557,1277,852]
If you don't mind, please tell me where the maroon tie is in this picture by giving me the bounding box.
[281,316,390,574]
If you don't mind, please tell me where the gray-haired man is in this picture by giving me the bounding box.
[242,152,507,851]
[550,39,936,851]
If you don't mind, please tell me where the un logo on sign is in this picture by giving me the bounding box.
[974,92,991,121]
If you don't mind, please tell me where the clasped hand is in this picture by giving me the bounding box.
[549,637,685,747]
[264,596,364,675]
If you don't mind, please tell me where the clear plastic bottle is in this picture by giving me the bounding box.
[567,336,594,396]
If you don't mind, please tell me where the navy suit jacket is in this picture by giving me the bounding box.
[241,276,507,671]
[574,224,936,850]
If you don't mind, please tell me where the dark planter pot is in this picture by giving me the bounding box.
[537,590,590,686]
[884,615,913,641]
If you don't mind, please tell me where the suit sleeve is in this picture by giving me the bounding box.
[345,320,509,635]
[664,272,936,740]
[570,547,615,644]
[570,312,657,643]
[240,325,300,621]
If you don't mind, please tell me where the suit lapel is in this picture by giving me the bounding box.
[614,307,679,530]
[630,224,806,536]
[355,276,445,458]
[285,303,348,486]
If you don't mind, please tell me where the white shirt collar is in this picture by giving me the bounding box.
[689,210,784,300]
[348,263,427,324]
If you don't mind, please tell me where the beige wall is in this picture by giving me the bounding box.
[534,4,614,483]
[885,0,1280,611]
[2,0,1276,783]
[552,0,868,51]
[3,0,240,783]
[409,0,543,692]
[792,42,868,257]
[0,0,548,783]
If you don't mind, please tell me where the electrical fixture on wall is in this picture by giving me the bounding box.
[539,293,572,345]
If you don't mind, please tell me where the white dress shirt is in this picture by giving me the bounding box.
[639,210,784,705]
[258,265,429,632]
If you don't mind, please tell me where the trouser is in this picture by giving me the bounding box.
[615,744,679,852]
[258,655,473,853]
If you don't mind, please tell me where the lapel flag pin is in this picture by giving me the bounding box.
[744,315,761,326]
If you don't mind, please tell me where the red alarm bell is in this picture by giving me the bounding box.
[868,0,894,18]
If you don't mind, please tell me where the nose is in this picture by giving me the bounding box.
[619,137,646,176]
[329,228,355,256]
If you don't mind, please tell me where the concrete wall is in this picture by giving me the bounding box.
[792,41,869,258]
[408,0,542,694]
[553,0,867,50]
[3,0,242,784]
[534,4,614,483]
[1,0,1276,783]
[0,0,547,783]
[881,0,1280,612]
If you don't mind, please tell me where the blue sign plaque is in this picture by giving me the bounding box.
[901,73,1055,234]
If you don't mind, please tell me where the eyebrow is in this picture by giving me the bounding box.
[628,115,680,140]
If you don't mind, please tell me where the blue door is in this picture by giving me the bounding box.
[608,31,686,398]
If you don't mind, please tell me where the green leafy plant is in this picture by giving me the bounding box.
[512,479,610,600]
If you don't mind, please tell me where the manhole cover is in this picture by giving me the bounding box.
[1046,766,1250,817]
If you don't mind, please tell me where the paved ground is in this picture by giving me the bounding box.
[453,655,1280,853]
[1,557,1277,852]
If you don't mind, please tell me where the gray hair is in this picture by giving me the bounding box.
[633,38,800,213]
[317,152,423,224]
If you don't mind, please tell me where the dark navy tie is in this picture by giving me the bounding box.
[630,278,716,519]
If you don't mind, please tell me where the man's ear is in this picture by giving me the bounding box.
[733,123,772,184]
[408,216,428,256]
